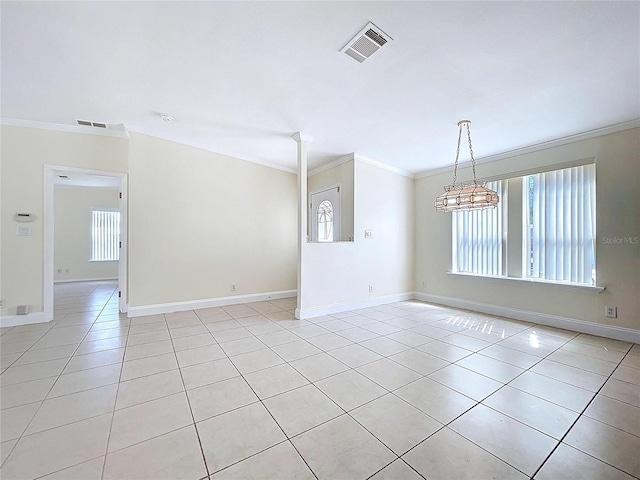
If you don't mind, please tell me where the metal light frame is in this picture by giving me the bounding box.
[434,120,499,212]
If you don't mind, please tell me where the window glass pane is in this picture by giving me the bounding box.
[525,164,595,284]
[452,181,505,276]
[317,200,333,243]
[91,209,120,261]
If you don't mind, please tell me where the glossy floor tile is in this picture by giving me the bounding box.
[1,281,638,479]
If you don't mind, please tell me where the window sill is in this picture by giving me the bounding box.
[446,271,605,293]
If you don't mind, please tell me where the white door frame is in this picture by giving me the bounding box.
[44,165,128,321]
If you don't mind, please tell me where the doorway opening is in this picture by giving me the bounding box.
[44,165,128,321]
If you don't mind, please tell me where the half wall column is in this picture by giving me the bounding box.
[291,132,312,319]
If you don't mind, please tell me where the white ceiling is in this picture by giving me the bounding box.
[2,1,638,174]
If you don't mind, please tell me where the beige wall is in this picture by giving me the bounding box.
[308,159,355,241]
[128,133,297,308]
[3,122,636,336]
[54,188,120,282]
[415,128,640,331]
[301,158,414,313]
[1,125,296,317]
[0,125,128,315]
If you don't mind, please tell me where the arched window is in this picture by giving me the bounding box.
[317,200,334,242]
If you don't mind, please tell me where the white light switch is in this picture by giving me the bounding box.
[17,226,31,236]
[364,230,373,239]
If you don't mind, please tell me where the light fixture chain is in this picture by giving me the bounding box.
[466,122,478,184]
[452,123,463,186]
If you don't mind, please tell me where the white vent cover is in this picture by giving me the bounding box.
[77,119,107,128]
[340,22,393,63]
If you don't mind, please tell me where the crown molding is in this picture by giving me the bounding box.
[353,153,415,179]
[415,119,640,179]
[0,118,129,138]
[310,152,414,179]
[6,117,637,179]
[1,117,297,174]
[115,126,298,174]
[308,153,354,177]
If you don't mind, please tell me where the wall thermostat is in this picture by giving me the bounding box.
[15,213,35,222]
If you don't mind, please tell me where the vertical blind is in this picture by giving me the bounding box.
[452,180,505,276]
[526,164,596,284]
[91,209,120,261]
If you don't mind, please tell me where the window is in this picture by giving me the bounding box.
[91,209,120,261]
[317,200,334,243]
[450,162,597,287]
[452,180,506,275]
[526,164,596,285]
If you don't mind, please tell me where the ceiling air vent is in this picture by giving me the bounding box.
[340,22,393,63]
[77,119,107,128]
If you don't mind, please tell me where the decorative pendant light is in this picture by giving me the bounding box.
[434,120,499,212]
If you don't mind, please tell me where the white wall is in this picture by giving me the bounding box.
[0,125,128,316]
[299,157,414,316]
[54,188,120,282]
[415,128,640,333]
[308,159,354,241]
[127,133,297,311]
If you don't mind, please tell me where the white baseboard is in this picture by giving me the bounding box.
[5,288,636,344]
[0,312,51,328]
[414,292,640,344]
[54,277,118,284]
[127,290,297,318]
[296,292,414,320]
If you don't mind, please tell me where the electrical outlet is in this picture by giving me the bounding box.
[605,306,617,318]
[57,268,62,274]
[0,299,3,307]
[368,285,373,293]
[231,284,236,291]
[65,268,70,273]
[421,280,426,287]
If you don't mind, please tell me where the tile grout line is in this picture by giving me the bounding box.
[226,307,324,479]
[10,285,118,422]
[2,283,119,477]
[0,310,578,475]
[192,308,321,480]
[165,312,212,479]
[3,292,637,479]
[219,309,453,478]
[390,327,582,478]
[41,285,120,479]
[99,293,129,480]
[269,307,630,478]
[216,303,420,478]
[528,342,636,479]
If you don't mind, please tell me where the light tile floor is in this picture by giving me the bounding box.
[1,281,639,479]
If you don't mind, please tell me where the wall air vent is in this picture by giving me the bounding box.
[340,22,393,63]
[77,119,107,128]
